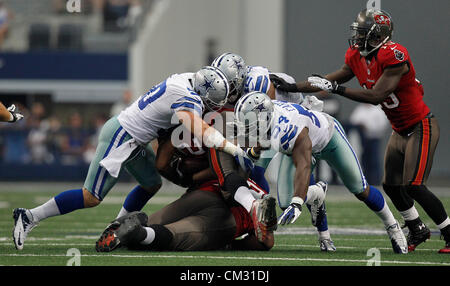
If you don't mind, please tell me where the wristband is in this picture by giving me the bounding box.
[291,196,304,206]
[334,85,346,96]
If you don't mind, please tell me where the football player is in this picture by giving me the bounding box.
[0,101,23,123]
[211,53,335,251]
[271,9,449,253]
[234,91,408,254]
[12,66,249,250]
[95,129,278,252]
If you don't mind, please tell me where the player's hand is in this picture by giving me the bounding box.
[269,74,298,93]
[7,104,24,123]
[278,197,303,225]
[307,74,345,95]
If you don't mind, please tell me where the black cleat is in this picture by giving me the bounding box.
[405,218,431,252]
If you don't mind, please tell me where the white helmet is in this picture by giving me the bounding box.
[193,66,230,111]
[211,52,246,103]
[234,91,274,138]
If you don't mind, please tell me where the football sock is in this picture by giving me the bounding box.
[30,188,84,222]
[405,185,449,226]
[399,205,420,222]
[318,230,331,240]
[437,217,450,230]
[234,186,255,213]
[364,186,397,227]
[140,227,156,245]
[117,185,155,218]
[363,186,385,212]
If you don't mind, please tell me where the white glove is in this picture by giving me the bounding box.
[7,104,24,122]
[278,196,303,225]
[302,95,324,112]
[307,76,335,93]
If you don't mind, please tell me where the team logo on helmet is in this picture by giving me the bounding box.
[374,14,391,27]
[200,75,216,93]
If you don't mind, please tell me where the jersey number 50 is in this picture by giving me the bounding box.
[138,80,167,110]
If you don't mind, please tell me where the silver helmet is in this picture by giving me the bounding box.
[234,91,274,138]
[211,52,247,104]
[193,66,230,111]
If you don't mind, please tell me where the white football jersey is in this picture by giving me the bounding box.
[244,66,304,103]
[270,100,334,154]
[118,73,204,145]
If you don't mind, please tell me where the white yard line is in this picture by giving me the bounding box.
[1,253,449,266]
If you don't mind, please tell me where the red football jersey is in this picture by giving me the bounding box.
[345,41,429,132]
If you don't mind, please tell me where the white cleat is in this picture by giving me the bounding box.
[386,221,408,254]
[12,208,38,250]
[319,238,336,252]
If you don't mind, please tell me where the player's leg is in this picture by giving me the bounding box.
[110,190,236,251]
[115,143,162,218]
[402,116,449,252]
[323,120,407,253]
[12,117,125,250]
[381,129,429,251]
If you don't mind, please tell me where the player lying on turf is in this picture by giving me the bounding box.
[234,91,409,254]
[12,66,252,251]
[0,101,23,123]
[211,53,335,251]
[95,133,279,251]
[270,8,449,254]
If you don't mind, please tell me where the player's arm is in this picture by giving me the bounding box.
[176,110,246,158]
[230,232,274,251]
[309,63,408,104]
[278,128,312,225]
[270,64,354,93]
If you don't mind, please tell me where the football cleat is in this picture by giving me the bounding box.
[95,221,122,252]
[405,219,431,252]
[12,208,38,250]
[438,226,450,254]
[310,181,327,227]
[319,238,336,252]
[386,221,408,254]
[250,196,277,242]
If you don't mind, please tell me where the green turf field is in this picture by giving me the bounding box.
[1,183,449,266]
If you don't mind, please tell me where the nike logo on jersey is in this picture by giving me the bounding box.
[390,46,397,50]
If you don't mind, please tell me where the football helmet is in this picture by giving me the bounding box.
[193,66,230,111]
[234,91,274,137]
[348,9,394,56]
[211,52,247,104]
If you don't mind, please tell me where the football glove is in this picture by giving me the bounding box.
[307,74,346,95]
[7,104,24,123]
[278,196,303,225]
[269,74,299,93]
